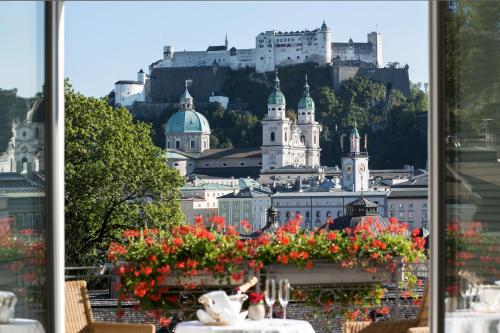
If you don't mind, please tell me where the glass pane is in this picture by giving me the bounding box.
[443,0,500,329]
[0,1,47,329]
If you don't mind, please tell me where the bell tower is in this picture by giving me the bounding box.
[341,117,369,191]
[261,70,292,172]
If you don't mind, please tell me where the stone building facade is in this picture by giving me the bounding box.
[150,21,382,74]
[261,72,322,172]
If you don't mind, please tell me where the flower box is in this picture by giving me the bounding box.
[265,261,396,285]
[160,270,245,287]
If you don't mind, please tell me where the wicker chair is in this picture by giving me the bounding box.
[65,280,155,333]
[343,287,429,333]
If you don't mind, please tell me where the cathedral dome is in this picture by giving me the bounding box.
[268,70,286,105]
[298,75,314,109]
[165,110,210,134]
[268,90,286,105]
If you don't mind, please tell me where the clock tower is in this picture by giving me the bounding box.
[341,119,369,191]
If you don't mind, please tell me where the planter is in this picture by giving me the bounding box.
[445,296,458,312]
[160,270,245,287]
[248,303,265,321]
[265,261,395,286]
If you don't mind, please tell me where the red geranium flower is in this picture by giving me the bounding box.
[248,292,264,304]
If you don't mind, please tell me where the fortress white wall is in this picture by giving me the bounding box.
[115,83,145,107]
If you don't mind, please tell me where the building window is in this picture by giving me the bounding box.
[399,212,404,218]
[284,132,287,141]
[203,140,207,149]
[326,211,331,217]
[175,140,180,149]
[173,162,179,166]
[399,203,404,209]
[305,211,310,219]
[167,142,171,148]
[190,140,196,149]
[270,132,275,142]
[316,211,321,218]
[409,212,414,218]
[204,163,210,167]
[240,162,245,166]
[222,163,227,167]
[286,211,290,218]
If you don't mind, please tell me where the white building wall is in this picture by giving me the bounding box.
[115,83,145,107]
[209,95,229,109]
[271,191,388,230]
[387,196,428,229]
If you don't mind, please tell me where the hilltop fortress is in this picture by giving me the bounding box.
[114,21,410,109]
[153,21,382,73]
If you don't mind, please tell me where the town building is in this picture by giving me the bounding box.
[0,172,45,232]
[180,183,235,224]
[218,187,272,232]
[271,191,388,230]
[387,189,428,229]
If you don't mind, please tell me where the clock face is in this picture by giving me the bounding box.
[358,163,366,175]
[21,147,28,153]
[344,163,353,174]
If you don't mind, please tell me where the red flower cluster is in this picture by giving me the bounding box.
[248,292,264,304]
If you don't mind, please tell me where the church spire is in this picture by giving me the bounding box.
[303,74,310,97]
[350,115,360,153]
[273,69,281,91]
[225,33,228,48]
[180,79,194,110]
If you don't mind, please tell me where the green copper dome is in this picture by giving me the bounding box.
[298,75,315,109]
[165,110,211,134]
[268,71,286,105]
[166,83,210,134]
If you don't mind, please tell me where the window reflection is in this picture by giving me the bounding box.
[443,0,500,330]
[0,1,47,330]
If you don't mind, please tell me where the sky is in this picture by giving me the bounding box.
[0,1,429,98]
[0,2,45,98]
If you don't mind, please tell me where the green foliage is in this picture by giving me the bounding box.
[65,82,184,266]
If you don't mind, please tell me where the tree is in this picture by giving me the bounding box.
[65,83,184,266]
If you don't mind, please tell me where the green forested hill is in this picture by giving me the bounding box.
[134,63,428,169]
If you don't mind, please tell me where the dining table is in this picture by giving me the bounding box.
[0,318,45,333]
[445,310,500,333]
[175,318,316,333]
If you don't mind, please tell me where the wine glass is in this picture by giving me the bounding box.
[460,279,473,310]
[265,278,276,319]
[278,279,291,320]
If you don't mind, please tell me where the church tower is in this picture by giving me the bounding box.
[341,118,369,191]
[297,75,322,167]
[261,70,306,172]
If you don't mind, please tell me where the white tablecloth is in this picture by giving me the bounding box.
[176,319,316,333]
[0,319,45,333]
[446,311,500,333]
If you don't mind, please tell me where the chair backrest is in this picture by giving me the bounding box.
[65,280,94,333]
[416,286,429,327]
